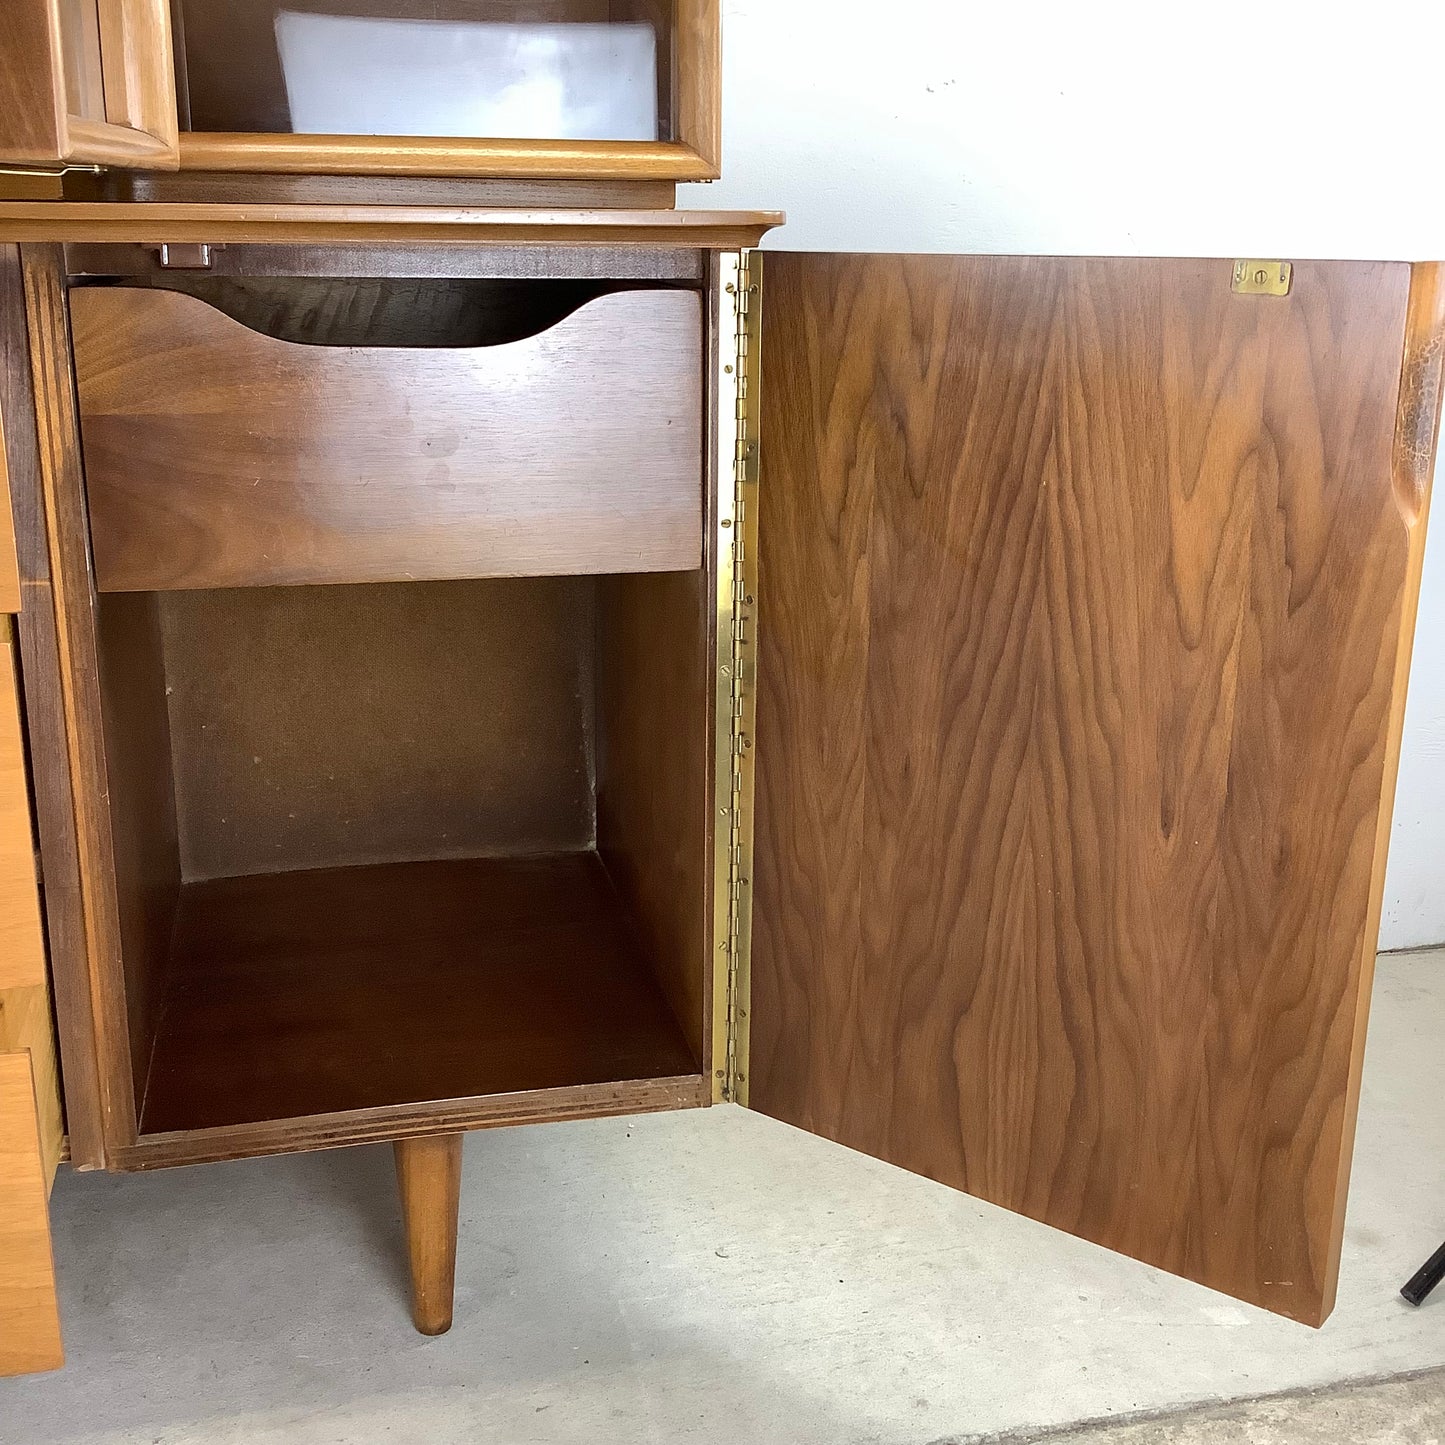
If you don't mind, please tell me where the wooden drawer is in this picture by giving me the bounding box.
[70,285,705,592]
[0,1004,63,1376]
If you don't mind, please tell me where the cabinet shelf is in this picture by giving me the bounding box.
[78,571,714,1162]
[139,852,700,1135]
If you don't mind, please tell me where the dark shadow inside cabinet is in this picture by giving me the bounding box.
[93,572,711,1136]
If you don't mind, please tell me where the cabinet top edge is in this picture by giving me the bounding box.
[0,205,784,249]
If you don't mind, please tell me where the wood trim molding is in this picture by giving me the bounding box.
[20,244,140,1152]
[112,1073,709,1170]
[0,203,783,248]
[178,134,720,182]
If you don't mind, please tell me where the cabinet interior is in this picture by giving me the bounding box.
[172,0,678,142]
[94,573,710,1136]
[68,258,714,1142]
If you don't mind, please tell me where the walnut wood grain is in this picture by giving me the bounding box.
[72,285,704,591]
[140,853,701,1134]
[21,244,139,1153]
[0,630,47,993]
[0,1,69,165]
[0,203,782,248]
[64,242,705,281]
[394,1133,463,1336]
[0,244,107,1169]
[93,591,178,1108]
[0,1050,63,1376]
[117,1072,706,1170]
[750,253,1424,1327]
[597,570,712,1061]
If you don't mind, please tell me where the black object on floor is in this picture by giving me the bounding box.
[1401,1239,1445,1306]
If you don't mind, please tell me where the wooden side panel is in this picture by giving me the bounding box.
[94,592,179,1110]
[0,1050,63,1376]
[0,1,66,167]
[597,569,711,1065]
[0,603,61,1383]
[71,285,704,591]
[0,244,107,1169]
[160,579,597,880]
[0,633,46,992]
[751,254,1425,1326]
[22,245,140,1153]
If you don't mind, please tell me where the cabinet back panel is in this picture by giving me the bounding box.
[161,578,597,881]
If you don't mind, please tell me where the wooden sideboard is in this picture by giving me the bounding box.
[0,0,1439,1387]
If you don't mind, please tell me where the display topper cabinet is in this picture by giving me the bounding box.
[0,0,720,182]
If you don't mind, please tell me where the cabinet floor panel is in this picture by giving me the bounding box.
[139,853,700,1134]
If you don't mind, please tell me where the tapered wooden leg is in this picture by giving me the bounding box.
[393,1133,463,1336]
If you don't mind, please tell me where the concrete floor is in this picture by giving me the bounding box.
[2,949,1443,1445]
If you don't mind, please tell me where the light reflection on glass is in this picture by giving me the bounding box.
[274,14,660,141]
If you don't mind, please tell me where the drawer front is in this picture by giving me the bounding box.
[0,616,62,1375]
[71,286,705,592]
[0,1047,63,1376]
[0,631,45,992]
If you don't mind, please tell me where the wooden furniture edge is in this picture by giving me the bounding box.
[0,245,108,1168]
[177,136,719,181]
[19,244,139,1152]
[0,205,782,247]
[110,1073,710,1170]
[1314,259,1445,1324]
[0,1050,64,1375]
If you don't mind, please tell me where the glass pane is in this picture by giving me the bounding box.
[177,2,675,142]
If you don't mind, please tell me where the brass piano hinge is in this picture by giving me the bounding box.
[1232,260,1293,296]
[711,250,762,1105]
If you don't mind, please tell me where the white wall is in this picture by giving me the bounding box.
[682,0,1445,949]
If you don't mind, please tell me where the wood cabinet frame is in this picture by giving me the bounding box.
[175,0,722,180]
[0,0,179,171]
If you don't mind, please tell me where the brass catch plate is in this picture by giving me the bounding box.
[1232,260,1292,297]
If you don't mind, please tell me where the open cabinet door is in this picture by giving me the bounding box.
[0,1,178,174]
[748,253,1441,1326]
